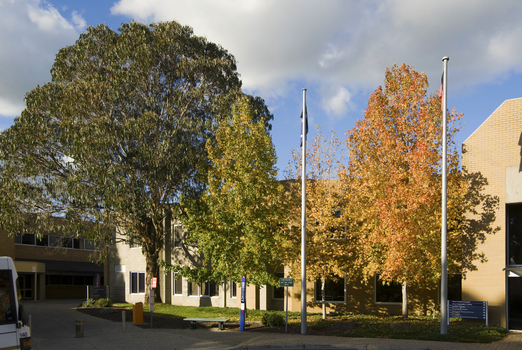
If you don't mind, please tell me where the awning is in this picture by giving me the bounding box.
[16,259,103,274]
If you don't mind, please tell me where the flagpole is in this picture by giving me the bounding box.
[301,88,307,335]
[440,56,449,335]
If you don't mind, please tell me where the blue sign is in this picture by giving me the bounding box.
[240,276,246,303]
[240,275,246,331]
[449,300,487,319]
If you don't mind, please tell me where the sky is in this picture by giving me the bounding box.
[1,0,522,176]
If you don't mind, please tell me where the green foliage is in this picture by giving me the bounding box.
[82,299,95,307]
[0,21,272,302]
[81,298,112,307]
[94,298,113,307]
[261,312,285,327]
[170,96,287,286]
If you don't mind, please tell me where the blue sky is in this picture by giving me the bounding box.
[1,0,521,176]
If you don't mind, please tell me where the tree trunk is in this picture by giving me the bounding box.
[402,281,408,319]
[145,249,162,304]
[321,277,326,320]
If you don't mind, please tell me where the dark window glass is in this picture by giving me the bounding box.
[131,273,138,294]
[448,274,462,301]
[49,275,62,285]
[62,275,73,285]
[85,276,94,286]
[84,240,95,250]
[173,225,183,247]
[173,274,182,295]
[36,235,48,246]
[209,283,218,297]
[72,238,80,249]
[230,281,237,298]
[274,273,285,299]
[508,203,522,265]
[21,233,35,245]
[375,275,402,303]
[15,234,22,244]
[188,282,199,296]
[315,277,345,302]
[74,276,85,285]
[138,273,145,294]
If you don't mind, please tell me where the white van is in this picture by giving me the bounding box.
[0,257,32,350]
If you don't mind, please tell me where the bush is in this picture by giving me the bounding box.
[262,312,285,327]
[82,298,95,307]
[94,298,112,307]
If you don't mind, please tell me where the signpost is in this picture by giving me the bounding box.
[280,278,294,333]
[240,276,246,332]
[448,300,488,326]
[150,278,157,328]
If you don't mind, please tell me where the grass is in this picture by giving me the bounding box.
[110,303,507,343]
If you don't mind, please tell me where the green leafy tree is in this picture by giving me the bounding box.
[0,21,272,302]
[166,96,287,287]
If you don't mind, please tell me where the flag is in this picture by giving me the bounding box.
[300,105,308,147]
[439,73,444,111]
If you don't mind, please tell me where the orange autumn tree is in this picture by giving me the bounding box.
[346,64,464,318]
[286,128,361,319]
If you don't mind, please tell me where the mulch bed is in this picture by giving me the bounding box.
[76,307,355,336]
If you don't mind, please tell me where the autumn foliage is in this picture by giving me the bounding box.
[345,64,464,287]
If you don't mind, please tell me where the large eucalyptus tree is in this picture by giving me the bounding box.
[0,21,272,302]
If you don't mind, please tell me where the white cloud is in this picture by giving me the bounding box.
[322,86,352,118]
[0,0,82,118]
[71,11,87,31]
[109,0,522,116]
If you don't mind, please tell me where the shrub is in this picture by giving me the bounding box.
[94,298,112,307]
[262,312,285,327]
[82,298,95,307]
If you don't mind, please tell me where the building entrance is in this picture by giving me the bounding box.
[18,273,33,300]
[508,274,522,330]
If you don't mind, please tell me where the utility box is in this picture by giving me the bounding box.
[133,302,143,324]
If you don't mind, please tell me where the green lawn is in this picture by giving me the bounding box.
[112,302,507,343]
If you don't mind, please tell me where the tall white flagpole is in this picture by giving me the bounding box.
[301,88,307,335]
[441,56,449,335]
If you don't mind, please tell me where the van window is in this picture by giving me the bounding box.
[0,270,16,324]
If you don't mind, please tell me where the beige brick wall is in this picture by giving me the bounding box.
[462,97,522,327]
[0,229,15,257]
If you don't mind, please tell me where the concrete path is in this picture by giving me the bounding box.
[23,299,522,350]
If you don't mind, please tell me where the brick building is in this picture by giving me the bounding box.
[0,227,106,300]
[462,97,522,329]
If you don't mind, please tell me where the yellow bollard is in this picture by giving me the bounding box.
[133,302,143,324]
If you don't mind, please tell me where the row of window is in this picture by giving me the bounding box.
[44,274,101,286]
[129,272,460,304]
[15,233,96,250]
[129,272,237,297]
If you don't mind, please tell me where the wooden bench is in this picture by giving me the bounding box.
[183,318,230,331]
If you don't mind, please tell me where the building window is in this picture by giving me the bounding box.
[188,282,218,296]
[273,273,285,299]
[188,281,199,296]
[201,282,219,297]
[314,277,345,302]
[173,225,183,247]
[448,274,462,301]
[173,273,183,295]
[230,281,237,298]
[375,275,402,303]
[508,203,522,265]
[130,272,145,294]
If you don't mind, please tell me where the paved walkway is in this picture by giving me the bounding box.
[23,300,522,350]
